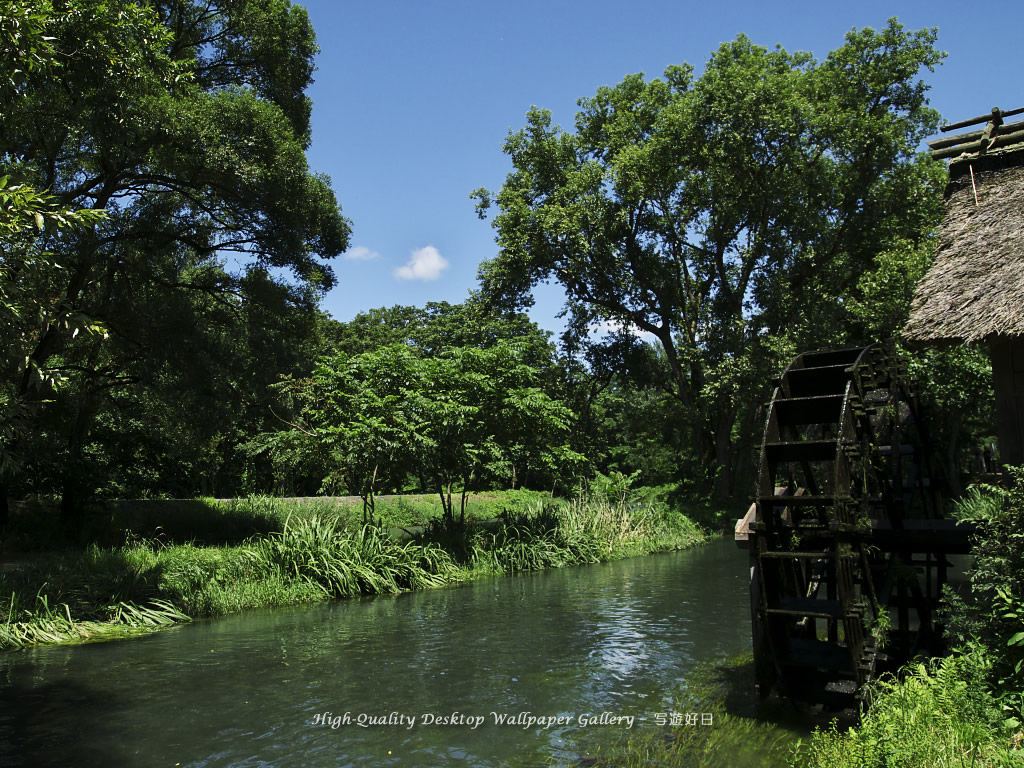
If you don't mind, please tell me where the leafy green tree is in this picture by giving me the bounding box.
[0,0,110,524]
[407,342,583,520]
[848,238,994,492]
[1,0,350,517]
[268,341,582,523]
[594,379,688,487]
[328,298,558,374]
[288,345,420,523]
[0,0,56,104]
[327,305,428,357]
[473,20,946,498]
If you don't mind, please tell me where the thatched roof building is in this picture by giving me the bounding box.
[904,116,1024,344]
[904,107,1024,466]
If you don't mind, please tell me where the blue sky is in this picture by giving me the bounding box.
[298,0,1022,336]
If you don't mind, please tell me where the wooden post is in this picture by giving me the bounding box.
[990,336,1024,467]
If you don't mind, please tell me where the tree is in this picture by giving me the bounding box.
[473,20,946,498]
[410,342,582,520]
[848,238,994,493]
[285,345,420,524]
[0,0,350,517]
[0,0,109,524]
[327,297,558,375]
[270,341,583,524]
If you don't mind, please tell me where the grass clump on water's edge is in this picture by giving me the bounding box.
[788,646,1023,767]
[573,652,801,768]
[464,497,704,574]
[0,517,461,648]
[0,492,706,650]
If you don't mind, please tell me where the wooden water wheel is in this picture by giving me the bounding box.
[735,343,973,701]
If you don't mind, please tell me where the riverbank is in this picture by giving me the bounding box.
[0,492,710,650]
[566,652,801,768]
[573,475,1024,768]
[576,648,1022,768]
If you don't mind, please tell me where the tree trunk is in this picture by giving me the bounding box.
[712,409,736,500]
[945,409,963,497]
[59,387,101,526]
[436,478,453,523]
[0,482,8,529]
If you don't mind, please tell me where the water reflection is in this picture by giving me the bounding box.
[0,539,752,767]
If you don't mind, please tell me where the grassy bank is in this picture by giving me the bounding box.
[574,653,802,768]
[0,492,706,650]
[1,489,556,551]
[789,647,1023,767]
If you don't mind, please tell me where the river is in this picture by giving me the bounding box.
[0,538,793,767]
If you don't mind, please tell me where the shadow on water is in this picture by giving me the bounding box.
[0,662,133,768]
[0,539,819,767]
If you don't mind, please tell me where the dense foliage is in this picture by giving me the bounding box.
[944,471,1024,705]
[0,0,350,520]
[791,648,1021,768]
[792,474,1024,767]
[473,20,948,498]
[262,339,584,523]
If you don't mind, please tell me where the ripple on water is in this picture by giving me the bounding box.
[0,540,754,767]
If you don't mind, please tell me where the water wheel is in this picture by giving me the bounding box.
[736,343,971,702]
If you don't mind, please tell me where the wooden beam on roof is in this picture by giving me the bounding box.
[928,107,1024,160]
[941,106,1024,133]
[930,125,1024,159]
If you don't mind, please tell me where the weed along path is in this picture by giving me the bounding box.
[0,538,799,766]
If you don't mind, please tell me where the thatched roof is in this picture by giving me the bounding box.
[903,146,1024,344]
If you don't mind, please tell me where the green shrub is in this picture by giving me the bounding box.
[944,469,1024,713]
[791,647,1022,767]
[418,513,484,564]
[484,507,572,572]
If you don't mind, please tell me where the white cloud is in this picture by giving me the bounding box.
[343,245,380,260]
[394,245,448,281]
[589,318,657,342]
[589,318,624,336]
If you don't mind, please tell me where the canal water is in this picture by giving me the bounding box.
[0,538,787,766]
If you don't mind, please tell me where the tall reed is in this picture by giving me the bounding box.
[474,497,704,574]
[246,514,461,597]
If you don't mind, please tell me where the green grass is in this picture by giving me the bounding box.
[429,496,706,575]
[0,583,188,649]
[247,515,460,596]
[372,488,553,528]
[574,653,801,768]
[1,490,559,551]
[0,516,465,648]
[789,648,1024,768]
[0,490,706,651]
